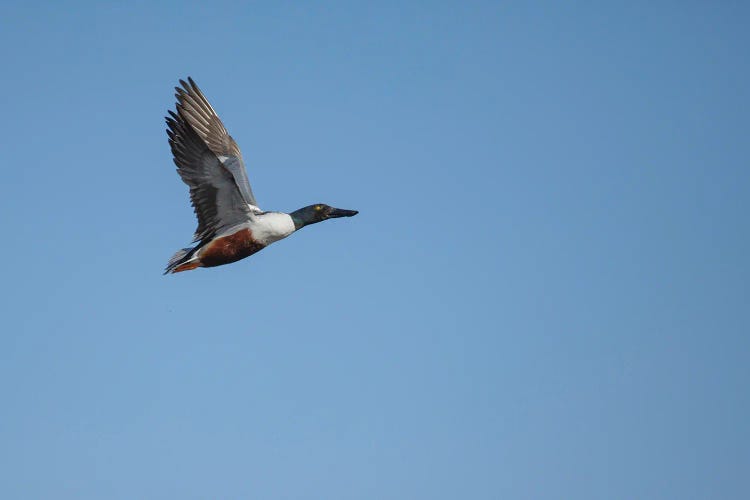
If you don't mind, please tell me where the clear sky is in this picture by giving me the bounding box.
[1,1,748,499]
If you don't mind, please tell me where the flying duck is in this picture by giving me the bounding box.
[163,77,357,274]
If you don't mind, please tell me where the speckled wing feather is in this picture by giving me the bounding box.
[174,77,259,209]
[166,109,252,242]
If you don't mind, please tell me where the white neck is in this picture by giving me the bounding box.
[251,212,296,245]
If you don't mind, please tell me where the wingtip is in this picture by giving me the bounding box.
[177,77,199,93]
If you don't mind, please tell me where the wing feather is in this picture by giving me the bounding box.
[166,109,252,242]
[174,78,258,208]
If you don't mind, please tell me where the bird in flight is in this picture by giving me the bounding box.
[164,77,358,274]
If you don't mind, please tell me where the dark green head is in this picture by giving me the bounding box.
[290,204,358,230]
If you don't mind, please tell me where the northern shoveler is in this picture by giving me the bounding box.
[164,77,358,274]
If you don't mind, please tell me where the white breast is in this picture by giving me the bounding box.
[250,212,296,245]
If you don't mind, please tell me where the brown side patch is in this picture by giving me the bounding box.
[199,228,266,268]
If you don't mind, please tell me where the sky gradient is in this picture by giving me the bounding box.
[1,2,748,499]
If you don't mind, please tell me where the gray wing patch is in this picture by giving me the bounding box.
[219,155,258,208]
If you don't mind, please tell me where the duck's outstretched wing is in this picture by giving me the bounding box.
[174,78,258,210]
[167,80,257,242]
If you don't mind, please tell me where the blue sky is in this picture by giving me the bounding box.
[1,1,748,499]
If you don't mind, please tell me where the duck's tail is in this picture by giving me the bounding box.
[164,246,201,274]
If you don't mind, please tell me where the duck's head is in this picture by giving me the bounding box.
[290,204,358,230]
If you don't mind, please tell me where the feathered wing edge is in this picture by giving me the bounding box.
[166,109,239,242]
[174,78,259,209]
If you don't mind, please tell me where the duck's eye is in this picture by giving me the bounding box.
[315,205,323,211]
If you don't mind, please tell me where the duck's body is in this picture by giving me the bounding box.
[163,78,357,274]
[166,212,295,272]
